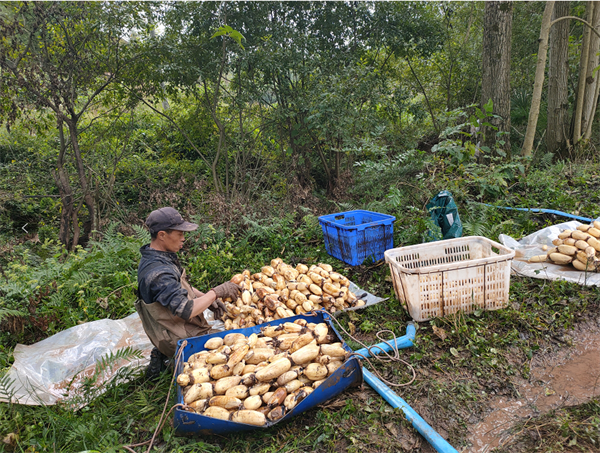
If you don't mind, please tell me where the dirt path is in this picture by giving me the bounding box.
[467,317,600,452]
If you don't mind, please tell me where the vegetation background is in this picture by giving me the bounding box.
[1,2,599,452]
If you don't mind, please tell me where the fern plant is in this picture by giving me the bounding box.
[0,372,16,403]
[462,203,515,241]
[0,307,27,323]
[63,347,144,410]
[0,223,146,346]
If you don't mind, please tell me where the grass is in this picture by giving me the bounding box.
[4,274,595,453]
[0,270,600,452]
[3,158,600,452]
[494,399,600,452]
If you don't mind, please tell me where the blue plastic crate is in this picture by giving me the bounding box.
[318,210,395,266]
[173,311,363,435]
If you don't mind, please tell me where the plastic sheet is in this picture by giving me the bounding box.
[0,313,153,406]
[499,219,600,286]
[343,281,386,312]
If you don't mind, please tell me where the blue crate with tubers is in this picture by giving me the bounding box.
[173,310,363,435]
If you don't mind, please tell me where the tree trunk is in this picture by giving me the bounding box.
[547,1,570,158]
[202,36,229,196]
[51,119,73,248]
[582,3,600,140]
[67,119,95,248]
[573,2,594,144]
[481,0,513,156]
[522,2,555,157]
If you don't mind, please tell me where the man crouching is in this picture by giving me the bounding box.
[135,207,240,380]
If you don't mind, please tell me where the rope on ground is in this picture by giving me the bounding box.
[122,340,188,453]
[323,310,416,388]
[145,340,188,453]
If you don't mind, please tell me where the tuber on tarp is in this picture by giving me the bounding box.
[500,219,600,286]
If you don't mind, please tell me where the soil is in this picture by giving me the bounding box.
[467,316,600,452]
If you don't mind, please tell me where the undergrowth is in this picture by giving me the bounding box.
[2,158,600,452]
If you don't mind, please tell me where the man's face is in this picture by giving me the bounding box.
[159,230,186,252]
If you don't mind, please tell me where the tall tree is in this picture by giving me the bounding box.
[580,2,600,141]
[522,2,554,157]
[142,1,443,196]
[547,1,570,157]
[480,0,513,156]
[0,2,142,248]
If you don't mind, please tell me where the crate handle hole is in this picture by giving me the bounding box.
[335,215,345,220]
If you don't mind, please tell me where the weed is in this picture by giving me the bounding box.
[494,399,600,452]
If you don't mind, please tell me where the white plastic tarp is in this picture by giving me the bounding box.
[499,220,600,286]
[0,313,153,406]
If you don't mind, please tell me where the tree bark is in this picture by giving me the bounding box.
[67,120,95,248]
[481,0,513,156]
[582,3,600,140]
[573,2,594,143]
[547,1,570,158]
[522,2,555,157]
[51,119,73,248]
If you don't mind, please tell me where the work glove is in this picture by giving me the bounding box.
[212,281,241,301]
[209,300,227,320]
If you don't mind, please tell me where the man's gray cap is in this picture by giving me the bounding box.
[145,207,198,234]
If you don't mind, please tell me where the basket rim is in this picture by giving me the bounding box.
[384,236,515,274]
[318,210,396,230]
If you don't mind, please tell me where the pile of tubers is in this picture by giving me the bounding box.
[220,259,366,330]
[529,221,600,271]
[178,319,349,426]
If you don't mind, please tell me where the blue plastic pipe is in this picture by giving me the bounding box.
[478,203,593,223]
[357,322,459,453]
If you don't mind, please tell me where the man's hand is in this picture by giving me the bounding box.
[209,300,227,320]
[212,281,241,301]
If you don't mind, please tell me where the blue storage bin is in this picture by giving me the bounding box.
[318,210,395,266]
[173,310,363,435]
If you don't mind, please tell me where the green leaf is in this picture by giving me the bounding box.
[483,98,494,114]
[210,25,245,50]
[450,347,459,357]
[210,25,234,39]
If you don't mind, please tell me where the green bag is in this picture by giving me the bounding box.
[426,190,463,241]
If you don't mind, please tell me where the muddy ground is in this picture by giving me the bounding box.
[419,321,597,451]
[468,316,600,452]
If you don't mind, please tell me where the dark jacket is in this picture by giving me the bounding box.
[137,245,193,320]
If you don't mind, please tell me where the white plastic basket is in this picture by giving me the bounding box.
[384,236,515,322]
